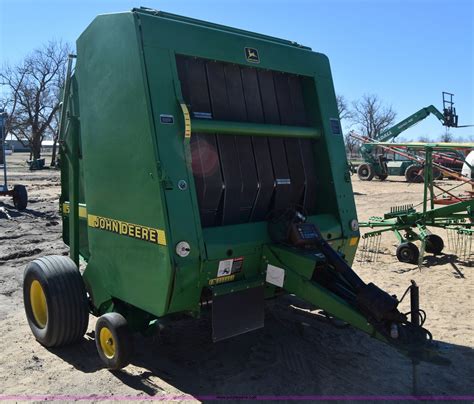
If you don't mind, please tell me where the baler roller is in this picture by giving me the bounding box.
[189,119,320,139]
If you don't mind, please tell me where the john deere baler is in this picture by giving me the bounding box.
[23,8,443,369]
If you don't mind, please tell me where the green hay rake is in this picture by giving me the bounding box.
[446,227,474,264]
[358,140,473,265]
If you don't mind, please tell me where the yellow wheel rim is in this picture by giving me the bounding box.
[30,280,48,328]
[99,327,115,359]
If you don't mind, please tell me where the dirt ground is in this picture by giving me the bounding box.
[0,153,473,401]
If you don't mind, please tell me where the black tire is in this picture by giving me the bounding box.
[23,255,89,347]
[357,163,374,181]
[396,242,420,264]
[95,312,133,370]
[405,165,423,183]
[377,174,388,181]
[425,234,444,254]
[13,184,28,210]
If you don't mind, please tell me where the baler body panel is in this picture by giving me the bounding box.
[71,13,175,317]
[63,10,359,319]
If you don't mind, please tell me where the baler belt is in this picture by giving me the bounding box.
[176,55,319,227]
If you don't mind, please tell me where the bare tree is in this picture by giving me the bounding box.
[336,94,352,121]
[351,94,396,138]
[417,136,430,143]
[0,40,71,163]
[344,133,360,157]
[337,95,360,157]
[439,131,453,143]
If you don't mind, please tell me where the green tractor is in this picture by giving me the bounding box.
[357,154,420,182]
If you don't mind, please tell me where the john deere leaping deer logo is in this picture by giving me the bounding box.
[245,47,260,63]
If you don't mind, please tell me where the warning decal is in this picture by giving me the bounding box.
[217,257,244,277]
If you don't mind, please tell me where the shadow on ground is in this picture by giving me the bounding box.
[387,253,470,277]
[47,295,474,398]
[424,254,469,278]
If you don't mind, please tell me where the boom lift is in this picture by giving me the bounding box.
[356,92,462,181]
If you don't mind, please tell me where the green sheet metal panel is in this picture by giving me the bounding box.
[75,13,173,316]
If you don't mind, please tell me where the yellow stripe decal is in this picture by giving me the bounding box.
[62,203,87,219]
[208,275,235,286]
[349,237,359,246]
[88,214,167,246]
[180,103,191,139]
[61,203,166,246]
